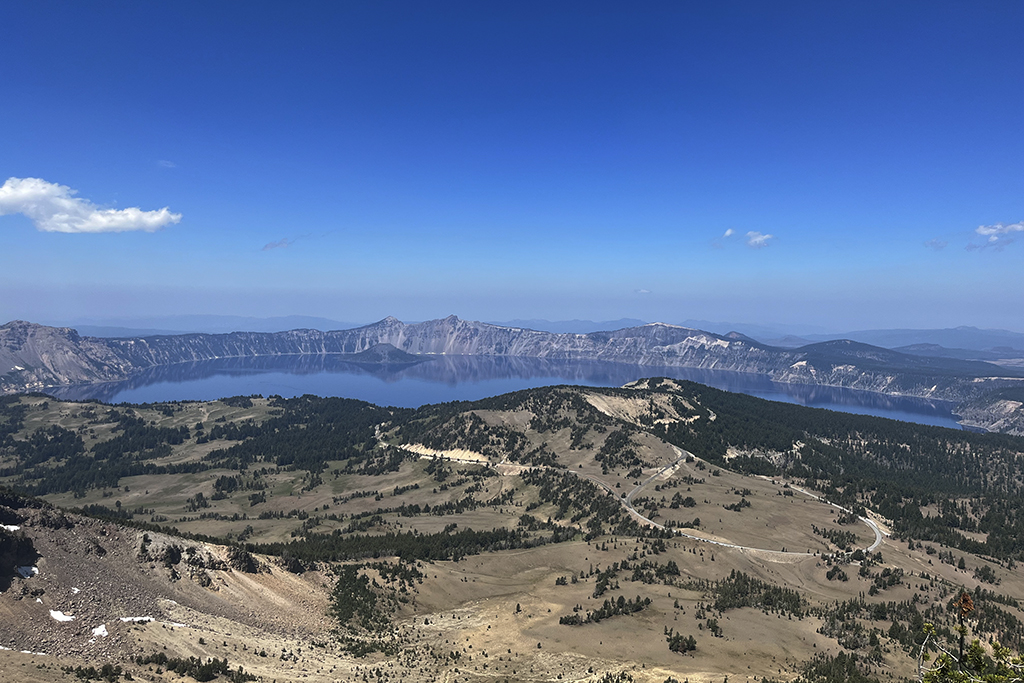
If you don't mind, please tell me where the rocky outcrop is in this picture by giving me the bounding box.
[0,321,141,393]
[955,389,1024,436]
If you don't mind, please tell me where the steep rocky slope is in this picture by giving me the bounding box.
[956,387,1024,435]
[0,496,341,681]
[0,321,139,391]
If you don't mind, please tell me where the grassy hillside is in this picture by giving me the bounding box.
[3,382,1024,682]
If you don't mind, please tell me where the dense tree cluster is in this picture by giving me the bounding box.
[813,525,859,552]
[92,409,189,460]
[559,595,651,625]
[133,653,255,682]
[796,652,878,683]
[331,564,391,634]
[251,524,574,564]
[0,395,30,446]
[0,401,212,495]
[63,663,126,682]
[205,395,400,473]
[595,427,644,472]
[519,468,637,535]
[664,628,697,654]
[688,569,805,616]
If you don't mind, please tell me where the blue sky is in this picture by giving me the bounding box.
[1,1,1022,332]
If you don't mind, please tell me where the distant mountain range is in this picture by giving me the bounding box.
[4,316,1024,434]
[801,326,1024,353]
[52,315,363,337]
[894,343,1024,362]
[487,318,648,334]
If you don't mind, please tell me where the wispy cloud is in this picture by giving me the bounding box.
[635,288,651,294]
[157,160,177,168]
[924,238,947,251]
[0,177,181,233]
[715,228,774,249]
[712,228,736,248]
[262,238,293,251]
[263,232,312,251]
[745,231,773,249]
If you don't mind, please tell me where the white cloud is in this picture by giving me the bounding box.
[635,288,651,294]
[924,238,947,251]
[158,160,177,168]
[714,227,775,249]
[965,221,1023,251]
[0,177,181,233]
[976,221,1023,243]
[745,231,773,248]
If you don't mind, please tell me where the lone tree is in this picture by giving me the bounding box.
[917,591,1024,683]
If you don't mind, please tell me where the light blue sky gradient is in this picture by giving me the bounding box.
[1,1,1022,332]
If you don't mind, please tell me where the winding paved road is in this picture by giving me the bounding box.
[568,446,884,557]
[786,484,885,552]
[391,432,887,557]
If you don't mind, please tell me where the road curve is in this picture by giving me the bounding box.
[786,484,886,552]
[389,432,887,557]
[582,450,815,556]
[584,447,886,557]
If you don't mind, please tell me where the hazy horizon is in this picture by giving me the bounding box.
[7,313,1024,343]
[2,3,1022,332]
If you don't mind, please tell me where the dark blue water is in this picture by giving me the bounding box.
[46,354,965,430]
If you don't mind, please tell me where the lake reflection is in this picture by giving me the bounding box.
[47,354,965,430]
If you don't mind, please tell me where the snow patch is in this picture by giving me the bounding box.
[91,624,108,637]
[49,610,75,622]
[0,645,43,655]
[1,524,21,531]
[71,587,80,594]
[119,616,154,623]
[17,566,38,578]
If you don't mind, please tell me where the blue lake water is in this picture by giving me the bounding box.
[45,354,967,430]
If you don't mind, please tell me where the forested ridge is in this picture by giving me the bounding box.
[632,379,1024,561]
[7,381,1024,563]
[392,379,1024,561]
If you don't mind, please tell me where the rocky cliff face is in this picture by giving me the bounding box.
[3,317,1020,407]
[0,321,139,392]
[955,388,1024,436]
